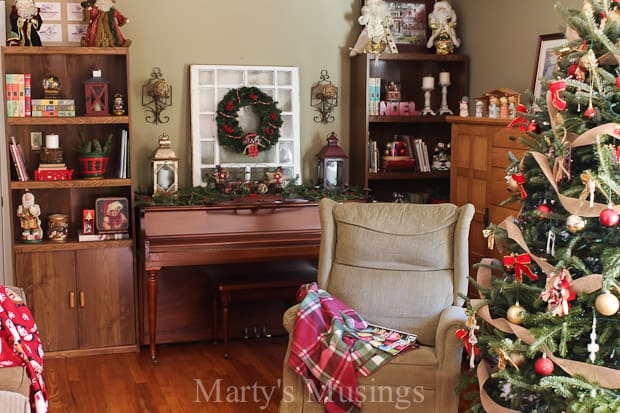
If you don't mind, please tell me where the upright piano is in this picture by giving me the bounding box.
[137,201,321,362]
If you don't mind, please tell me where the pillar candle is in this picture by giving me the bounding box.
[422,76,435,89]
[439,71,450,85]
[45,134,59,149]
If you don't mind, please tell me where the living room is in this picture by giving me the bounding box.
[5,0,620,412]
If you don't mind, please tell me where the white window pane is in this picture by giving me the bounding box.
[199,114,215,138]
[199,88,215,112]
[278,141,293,164]
[248,71,274,86]
[276,89,292,112]
[198,70,214,85]
[219,70,244,85]
[280,114,293,138]
[277,71,292,86]
[201,141,215,164]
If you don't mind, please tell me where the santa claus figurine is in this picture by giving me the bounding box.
[81,0,131,47]
[7,0,42,46]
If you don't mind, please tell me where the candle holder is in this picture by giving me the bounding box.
[438,73,453,115]
[421,87,436,116]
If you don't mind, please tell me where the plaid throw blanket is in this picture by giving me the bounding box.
[288,283,405,413]
[0,286,47,413]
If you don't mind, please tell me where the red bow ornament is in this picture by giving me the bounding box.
[507,104,529,131]
[503,253,538,282]
[511,173,527,199]
[539,268,576,316]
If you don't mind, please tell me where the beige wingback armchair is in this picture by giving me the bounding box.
[279,199,475,413]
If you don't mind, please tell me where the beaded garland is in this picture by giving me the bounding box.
[216,86,283,157]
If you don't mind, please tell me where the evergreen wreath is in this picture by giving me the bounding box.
[216,86,283,157]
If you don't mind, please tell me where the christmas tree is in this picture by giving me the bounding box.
[461,1,620,412]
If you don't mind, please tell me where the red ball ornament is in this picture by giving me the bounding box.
[584,105,597,119]
[534,356,554,376]
[600,207,619,227]
[537,203,552,218]
[616,75,620,89]
[527,121,539,133]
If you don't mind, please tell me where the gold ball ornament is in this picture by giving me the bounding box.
[566,214,586,233]
[506,303,526,324]
[595,291,620,316]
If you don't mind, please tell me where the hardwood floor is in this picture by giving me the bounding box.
[44,337,288,413]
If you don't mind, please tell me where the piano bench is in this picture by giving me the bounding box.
[214,276,314,359]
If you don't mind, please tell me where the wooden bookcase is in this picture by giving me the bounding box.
[350,52,469,202]
[1,46,136,355]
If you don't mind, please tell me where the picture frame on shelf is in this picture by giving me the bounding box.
[531,33,566,104]
[384,0,432,52]
[95,197,129,233]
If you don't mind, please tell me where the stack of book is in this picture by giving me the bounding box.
[412,138,431,172]
[78,232,129,242]
[5,73,31,117]
[382,156,416,171]
[8,136,28,181]
[34,163,74,181]
[31,99,76,117]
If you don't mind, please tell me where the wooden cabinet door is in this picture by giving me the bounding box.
[75,247,136,348]
[450,122,492,273]
[15,251,78,352]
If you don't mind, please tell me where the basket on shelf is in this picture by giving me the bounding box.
[77,133,112,179]
[78,154,109,179]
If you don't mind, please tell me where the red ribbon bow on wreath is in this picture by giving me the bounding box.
[242,133,264,158]
[503,253,538,282]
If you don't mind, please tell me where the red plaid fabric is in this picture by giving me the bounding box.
[288,283,400,413]
[0,286,47,413]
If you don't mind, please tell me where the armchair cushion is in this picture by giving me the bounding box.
[327,202,463,345]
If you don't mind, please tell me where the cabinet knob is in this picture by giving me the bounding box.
[79,291,85,308]
[69,291,75,309]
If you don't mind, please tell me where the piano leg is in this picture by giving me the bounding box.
[146,268,160,364]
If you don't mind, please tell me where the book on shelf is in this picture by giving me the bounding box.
[24,74,31,117]
[78,231,129,242]
[5,73,31,117]
[368,77,381,116]
[368,139,379,173]
[118,129,129,178]
[9,136,29,180]
[413,138,430,172]
[38,163,67,170]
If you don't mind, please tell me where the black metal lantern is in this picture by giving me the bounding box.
[316,132,348,189]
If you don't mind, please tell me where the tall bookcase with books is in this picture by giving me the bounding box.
[1,46,136,355]
[350,53,469,202]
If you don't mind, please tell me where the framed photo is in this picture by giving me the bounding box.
[531,33,566,103]
[385,0,433,52]
[95,197,129,233]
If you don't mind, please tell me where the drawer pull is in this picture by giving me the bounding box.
[79,291,85,308]
[69,291,75,309]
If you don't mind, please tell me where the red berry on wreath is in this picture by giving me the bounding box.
[534,355,554,376]
[600,207,619,227]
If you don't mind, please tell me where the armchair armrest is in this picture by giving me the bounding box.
[282,303,301,333]
[434,305,467,368]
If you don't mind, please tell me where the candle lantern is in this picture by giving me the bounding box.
[151,133,179,194]
[316,132,348,189]
[84,69,110,116]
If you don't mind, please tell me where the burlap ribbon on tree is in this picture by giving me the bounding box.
[473,217,620,411]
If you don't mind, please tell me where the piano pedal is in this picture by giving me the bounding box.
[243,327,250,339]
[253,325,261,339]
[262,325,272,338]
